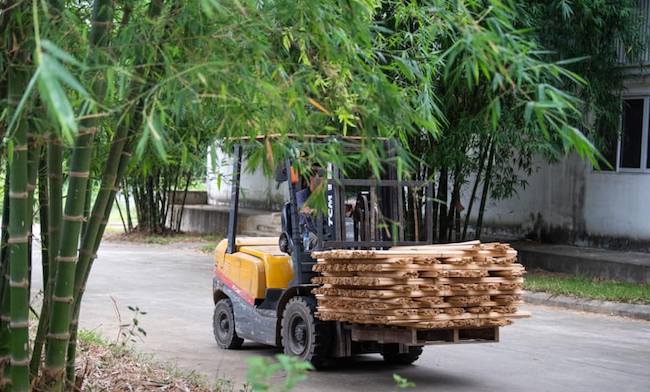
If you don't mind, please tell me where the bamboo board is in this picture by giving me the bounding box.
[311,241,529,330]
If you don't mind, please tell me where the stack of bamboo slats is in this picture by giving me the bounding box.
[311,241,531,330]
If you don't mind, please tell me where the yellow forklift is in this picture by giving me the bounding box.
[212,139,493,367]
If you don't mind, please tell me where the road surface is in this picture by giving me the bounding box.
[33,242,650,392]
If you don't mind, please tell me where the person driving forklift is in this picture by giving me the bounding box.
[296,167,323,250]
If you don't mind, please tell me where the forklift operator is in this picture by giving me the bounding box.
[296,168,322,250]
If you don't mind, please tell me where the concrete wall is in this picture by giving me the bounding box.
[470,154,650,251]
[206,146,288,212]
[171,191,207,205]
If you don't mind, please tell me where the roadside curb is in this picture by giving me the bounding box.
[523,291,650,321]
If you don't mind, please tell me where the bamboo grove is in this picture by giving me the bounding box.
[0,0,626,391]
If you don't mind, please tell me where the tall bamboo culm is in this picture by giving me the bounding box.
[43,1,115,389]
[66,2,165,379]
[31,149,53,376]
[6,8,32,389]
[0,173,11,389]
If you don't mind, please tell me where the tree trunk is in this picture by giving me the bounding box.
[430,171,438,244]
[43,1,115,389]
[31,134,63,377]
[462,138,489,240]
[31,149,50,376]
[115,198,128,232]
[124,182,134,231]
[475,142,496,240]
[176,171,192,232]
[447,171,460,243]
[169,168,181,231]
[436,168,448,244]
[147,174,155,233]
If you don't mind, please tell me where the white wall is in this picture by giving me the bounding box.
[585,171,650,240]
[206,146,289,211]
[468,154,650,244]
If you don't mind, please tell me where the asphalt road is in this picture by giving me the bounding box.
[33,242,650,392]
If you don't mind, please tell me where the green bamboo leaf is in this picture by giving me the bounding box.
[147,113,167,161]
[136,123,151,158]
[38,64,78,137]
[41,39,85,69]
[43,53,90,97]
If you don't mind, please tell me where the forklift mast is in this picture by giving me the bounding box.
[225,139,435,286]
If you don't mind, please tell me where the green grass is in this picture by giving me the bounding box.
[77,328,109,347]
[106,231,223,245]
[142,233,223,245]
[200,243,220,253]
[524,270,650,305]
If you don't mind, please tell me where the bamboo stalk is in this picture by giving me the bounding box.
[475,142,496,240]
[447,170,460,243]
[26,137,41,299]
[435,168,448,243]
[176,171,192,232]
[66,1,165,380]
[412,189,419,242]
[462,137,489,240]
[169,167,181,230]
[0,280,11,390]
[80,174,93,240]
[147,174,155,233]
[0,172,10,307]
[7,45,32,392]
[31,133,63,377]
[38,150,50,292]
[43,1,115,389]
[115,197,127,232]
[0,168,11,389]
[30,143,53,377]
[124,181,133,231]
[67,95,130,383]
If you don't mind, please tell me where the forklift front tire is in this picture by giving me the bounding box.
[213,298,244,349]
[281,296,330,367]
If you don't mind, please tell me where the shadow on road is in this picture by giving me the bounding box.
[317,355,479,389]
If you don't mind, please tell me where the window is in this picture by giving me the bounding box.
[618,98,650,172]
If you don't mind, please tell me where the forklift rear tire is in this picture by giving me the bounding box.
[213,298,244,349]
[380,345,423,365]
[281,296,330,367]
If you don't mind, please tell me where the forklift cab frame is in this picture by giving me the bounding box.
[224,137,435,287]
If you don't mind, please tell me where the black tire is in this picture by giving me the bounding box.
[279,232,292,255]
[281,296,330,367]
[213,298,244,349]
[380,345,423,365]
